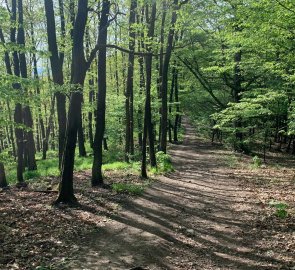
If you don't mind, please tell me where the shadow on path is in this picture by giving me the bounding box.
[70,118,289,270]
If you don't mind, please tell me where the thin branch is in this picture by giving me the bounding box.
[178,56,225,108]
[86,44,164,70]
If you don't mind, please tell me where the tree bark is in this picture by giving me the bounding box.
[11,0,25,184]
[157,1,167,144]
[173,66,180,142]
[0,162,8,188]
[18,0,37,171]
[125,0,137,162]
[92,0,110,186]
[159,0,179,153]
[137,8,145,150]
[44,0,67,167]
[78,111,87,156]
[141,1,157,178]
[55,0,89,204]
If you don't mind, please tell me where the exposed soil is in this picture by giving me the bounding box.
[1,119,295,270]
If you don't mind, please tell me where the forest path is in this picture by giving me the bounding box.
[71,118,284,270]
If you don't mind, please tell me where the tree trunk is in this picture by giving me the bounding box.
[31,24,46,154]
[141,2,157,178]
[0,162,8,188]
[78,111,87,157]
[11,0,25,184]
[173,66,180,142]
[159,0,179,153]
[44,0,67,167]
[55,0,89,204]
[88,78,95,148]
[92,0,110,186]
[125,0,137,162]
[233,49,244,151]
[168,67,176,143]
[42,96,55,160]
[18,0,37,171]
[157,1,167,144]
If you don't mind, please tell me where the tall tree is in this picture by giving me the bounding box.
[141,1,157,178]
[11,0,25,184]
[92,0,111,186]
[125,0,137,162]
[18,0,37,170]
[44,0,67,166]
[55,0,89,204]
[159,0,181,153]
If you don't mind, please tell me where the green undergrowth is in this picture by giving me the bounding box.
[3,145,133,184]
[269,200,289,218]
[150,151,174,175]
[3,145,174,184]
[111,181,151,196]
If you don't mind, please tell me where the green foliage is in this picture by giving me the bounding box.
[111,182,145,196]
[24,170,41,180]
[269,200,288,219]
[103,162,131,171]
[151,151,174,174]
[252,155,262,168]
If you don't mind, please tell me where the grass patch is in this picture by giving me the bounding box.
[269,200,288,218]
[103,162,131,171]
[111,182,145,196]
[150,151,174,175]
[24,170,41,180]
[250,155,262,169]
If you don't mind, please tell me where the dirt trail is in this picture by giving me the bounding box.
[71,119,290,270]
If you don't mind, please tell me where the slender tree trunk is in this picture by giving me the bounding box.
[137,8,145,150]
[88,78,95,148]
[78,111,87,156]
[0,162,8,188]
[125,0,137,161]
[56,0,89,204]
[159,0,179,153]
[92,0,110,186]
[174,66,180,142]
[158,1,167,144]
[31,24,46,154]
[168,67,175,143]
[18,0,37,171]
[85,27,95,149]
[114,24,119,95]
[42,96,55,160]
[141,2,157,178]
[233,49,244,151]
[11,0,25,184]
[44,0,67,167]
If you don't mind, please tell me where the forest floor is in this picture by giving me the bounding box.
[1,119,295,270]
